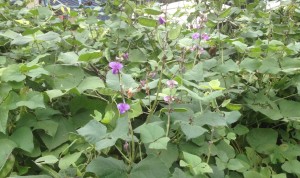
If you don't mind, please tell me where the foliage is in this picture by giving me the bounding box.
[1,0,300,177]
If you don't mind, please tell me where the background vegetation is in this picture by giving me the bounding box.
[1,0,300,177]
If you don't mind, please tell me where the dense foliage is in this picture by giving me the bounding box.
[1,0,300,177]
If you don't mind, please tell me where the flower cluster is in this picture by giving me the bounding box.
[164,80,178,104]
[192,32,210,41]
[117,103,130,114]
[109,61,123,74]
[158,16,166,25]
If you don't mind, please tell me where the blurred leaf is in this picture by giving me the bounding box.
[130,157,169,178]
[232,41,248,53]
[144,8,162,15]
[140,124,165,144]
[180,151,213,175]
[35,155,58,165]
[184,63,204,82]
[281,160,300,174]
[77,120,107,144]
[168,24,181,40]
[77,76,105,93]
[246,128,278,154]
[138,17,157,27]
[0,139,16,170]
[78,51,102,62]
[58,152,82,169]
[180,123,207,140]
[45,65,85,90]
[149,137,170,150]
[86,157,127,178]
[10,127,34,153]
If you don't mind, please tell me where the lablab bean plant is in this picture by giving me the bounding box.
[1,0,300,177]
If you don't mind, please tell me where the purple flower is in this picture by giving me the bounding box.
[201,33,210,41]
[192,32,200,39]
[109,61,123,74]
[164,95,174,104]
[122,53,129,60]
[140,80,146,87]
[158,16,166,25]
[166,80,178,88]
[117,103,130,114]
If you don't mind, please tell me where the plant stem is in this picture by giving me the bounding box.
[166,104,171,137]
[115,145,131,163]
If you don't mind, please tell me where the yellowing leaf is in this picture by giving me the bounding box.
[209,80,225,90]
[14,19,30,25]
[101,110,114,124]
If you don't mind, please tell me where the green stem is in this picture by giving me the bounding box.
[206,127,214,164]
[115,145,131,163]
[166,104,171,137]
[146,59,165,123]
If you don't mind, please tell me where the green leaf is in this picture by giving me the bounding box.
[195,111,227,127]
[36,32,60,41]
[91,110,103,122]
[45,65,85,90]
[217,59,239,73]
[272,174,287,178]
[101,110,114,124]
[0,107,9,134]
[11,35,34,45]
[57,52,79,64]
[246,128,278,154]
[216,140,235,162]
[180,151,213,175]
[45,90,64,101]
[168,24,181,40]
[86,157,127,178]
[138,17,157,27]
[180,123,207,140]
[144,8,162,15]
[78,51,102,62]
[209,79,225,90]
[129,49,146,63]
[147,143,178,168]
[95,138,117,151]
[258,58,281,74]
[40,119,74,150]
[278,100,300,118]
[224,111,241,124]
[10,127,34,153]
[281,160,300,174]
[17,91,45,109]
[0,139,16,170]
[1,64,26,82]
[77,76,105,93]
[243,171,263,178]
[35,155,58,165]
[58,152,82,169]
[140,124,165,144]
[171,168,193,178]
[106,72,138,91]
[128,101,143,119]
[183,63,204,82]
[232,41,248,53]
[227,158,249,172]
[77,120,107,144]
[149,137,170,150]
[33,120,59,137]
[233,124,249,135]
[130,157,169,178]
